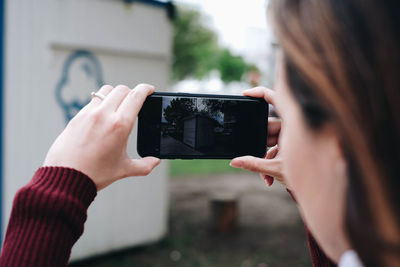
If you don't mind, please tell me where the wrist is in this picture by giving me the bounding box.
[33,166,97,204]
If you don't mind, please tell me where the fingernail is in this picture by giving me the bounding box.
[230,159,243,168]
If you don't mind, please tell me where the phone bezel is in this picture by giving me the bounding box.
[137,92,268,159]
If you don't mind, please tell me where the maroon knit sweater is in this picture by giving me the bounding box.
[0,167,97,267]
[0,167,334,266]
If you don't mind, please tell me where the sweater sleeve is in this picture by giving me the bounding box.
[0,167,97,267]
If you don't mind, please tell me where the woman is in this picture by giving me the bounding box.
[1,0,399,266]
[232,0,400,266]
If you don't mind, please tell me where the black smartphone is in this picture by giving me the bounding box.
[137,92,268,159]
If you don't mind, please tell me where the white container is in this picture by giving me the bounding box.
[1,0,173,260]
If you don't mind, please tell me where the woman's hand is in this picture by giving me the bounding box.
[230,87,286,187]
[43,84,161,191]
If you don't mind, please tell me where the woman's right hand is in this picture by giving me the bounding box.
[230,87,286,187]
[43,84,161,191]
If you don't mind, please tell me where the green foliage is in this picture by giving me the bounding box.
[172,6,257,83]
[172,7,219,80]
[170,159,244,177]
[217,49,249,83]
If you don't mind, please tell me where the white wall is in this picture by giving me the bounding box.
[3,0,172,260]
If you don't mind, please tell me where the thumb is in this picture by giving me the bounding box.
[125,157,161,177]
[261,145,280,186]
[230,156,282,179]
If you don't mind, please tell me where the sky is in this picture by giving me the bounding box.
[173,0,273,56]
[171,0,278,94]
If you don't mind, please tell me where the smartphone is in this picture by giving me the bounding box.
[137,92,268,159]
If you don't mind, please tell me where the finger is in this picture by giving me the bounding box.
[263,146,286,187]
[124,157,161,177]
[266,145,279,159]
[267,118,281,147]
[87,85,114,108]
[261,173,288,187]
[259,145,279,186]
[268,118,281,137]
[117,83,155,127]
[267,137,279,147]
[260,173,274,187]
[101,84,131,111]
[243,87,276,106]
[257,146,278,186]
[230,156,282,178]
[274,175,286,186]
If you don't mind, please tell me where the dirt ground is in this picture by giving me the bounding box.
[70,173,312,267]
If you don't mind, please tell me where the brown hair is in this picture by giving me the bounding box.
[270,0,400,266]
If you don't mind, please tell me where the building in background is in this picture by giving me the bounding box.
[1,0,173,261]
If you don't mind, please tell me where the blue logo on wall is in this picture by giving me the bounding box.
[55,50,104,123]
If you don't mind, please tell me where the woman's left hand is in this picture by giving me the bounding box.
[43,84,161,191]
[230,87,286,187]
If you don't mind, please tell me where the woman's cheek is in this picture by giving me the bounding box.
[279,125,296,189]
[280,121,309,195]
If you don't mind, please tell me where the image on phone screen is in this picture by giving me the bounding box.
[161,96,238,155]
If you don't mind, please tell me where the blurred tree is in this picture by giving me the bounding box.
[172,7,219,80]
[218,49,249,83]
[172,6,258,83]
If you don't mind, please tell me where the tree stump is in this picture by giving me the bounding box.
[210,194,238,234]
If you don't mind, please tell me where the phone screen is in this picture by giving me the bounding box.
[138,93,268,159]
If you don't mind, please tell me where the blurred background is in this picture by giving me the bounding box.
[0,0,310,266]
